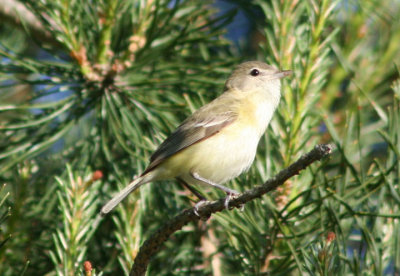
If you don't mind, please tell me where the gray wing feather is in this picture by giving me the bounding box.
[143,94,238,174]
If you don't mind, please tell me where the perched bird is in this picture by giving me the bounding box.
[101,61,291,215]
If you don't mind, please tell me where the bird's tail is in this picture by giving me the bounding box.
[100,175,148,216]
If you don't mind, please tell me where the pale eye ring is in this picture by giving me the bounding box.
[250,69,259,76]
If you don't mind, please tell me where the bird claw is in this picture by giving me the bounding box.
[194,190,242,219]
[224,191,239,210]
[194,200,211,221]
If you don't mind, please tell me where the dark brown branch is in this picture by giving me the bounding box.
[130,144,332,276]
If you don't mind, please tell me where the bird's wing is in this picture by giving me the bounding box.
[143,95,238,174]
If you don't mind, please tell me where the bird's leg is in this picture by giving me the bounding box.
[176,177,206,201]
[190,171,239,209]
[176,177,210,218]
[190,172,239,195]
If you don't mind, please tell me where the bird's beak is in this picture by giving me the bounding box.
[274,70,292,79]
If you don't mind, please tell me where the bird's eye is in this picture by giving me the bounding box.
[250,69,259,76]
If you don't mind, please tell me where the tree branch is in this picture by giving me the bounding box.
[0,0,60,46]
[130,144,332,276]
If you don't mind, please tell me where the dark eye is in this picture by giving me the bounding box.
[250,69,259,76]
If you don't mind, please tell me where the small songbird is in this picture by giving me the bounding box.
[101,61,291,215]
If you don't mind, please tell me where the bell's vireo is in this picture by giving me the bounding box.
[101,61,291,215]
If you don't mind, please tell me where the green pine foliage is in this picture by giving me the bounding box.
[0,0,400,275]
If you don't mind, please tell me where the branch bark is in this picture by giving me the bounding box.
[130,144,332,276]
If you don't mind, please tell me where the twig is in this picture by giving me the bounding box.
[130,144,332,276]
[0,0,59,46]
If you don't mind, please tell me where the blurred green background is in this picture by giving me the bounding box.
[1,0,400,275]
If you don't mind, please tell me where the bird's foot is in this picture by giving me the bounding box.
[224,191,240,210]
[194,200,211,221]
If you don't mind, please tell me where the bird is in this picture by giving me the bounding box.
[101,61,291,215]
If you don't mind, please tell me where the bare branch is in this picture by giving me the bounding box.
[0,0,59,46]
[129,144,332,276]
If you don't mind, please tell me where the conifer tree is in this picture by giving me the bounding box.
[1,0,400,275]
